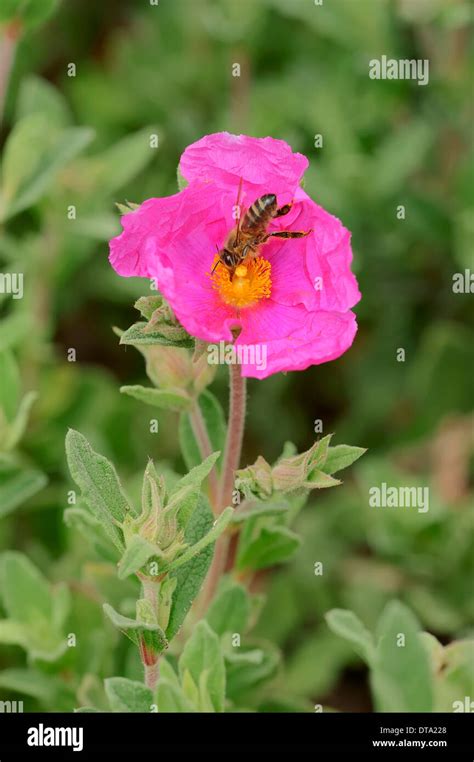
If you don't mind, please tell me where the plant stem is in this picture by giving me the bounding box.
[198,363,246,613]
[219,362,247,511]
[144,661,160,691]
[189,402,220,511]
[141,579,160,692]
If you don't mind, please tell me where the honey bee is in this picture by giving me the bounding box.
[213,179,312,277]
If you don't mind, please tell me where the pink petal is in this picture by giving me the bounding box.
[236,305,358,379]
[179,132,308,204]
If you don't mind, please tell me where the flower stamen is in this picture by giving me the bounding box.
[210,255,272,308]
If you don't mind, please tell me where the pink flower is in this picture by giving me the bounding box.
[109,132,360,380]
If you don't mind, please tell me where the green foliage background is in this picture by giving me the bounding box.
[0,0,472,711]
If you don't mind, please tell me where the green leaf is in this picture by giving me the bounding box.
[0,116,94,221]
[64,506,117,562]
[105,677,153,713]
[0,620,29,648]
[116,200,140,215]
[117,535,160,580]
[325,609,376,664]
[177,164,189,191]
[0,668,63,704]
[16,75,71,127]
[0,0,60,29]
[1,551,52,623]
[168,452,220,526]
[156,678,195,712]
[134,295,163,321]
[231,497,290,524]
[429,639,474,712]
[322,445,367,475]
[0,552,69,660]
[304,468,341,489]
[65,429,133,551]
[179,621,225,712]
[73,127,158,197]
[159,658,181,688]
[206,582,250,637]
[371,120,432,198]
[103,603,167,654]
[236,525,301,571]
[0,465,47,518]
[166,495,214,641]
[0,349,20,420]
[179,390,227,472]
[120,321,194,349]
[167,450,221,527]
[70,212,119,241]
[120,384,192,412]
[3,391,37,450]
[0,312,29,353]
[162,506,233,573]
[371,601,433,712]
[172,451,221,495]
[226,641,281,701]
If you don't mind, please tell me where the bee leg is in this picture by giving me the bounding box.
[266,229,313,240]
[274,203,292,217]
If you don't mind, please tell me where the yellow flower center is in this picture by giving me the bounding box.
[210,255,272,308]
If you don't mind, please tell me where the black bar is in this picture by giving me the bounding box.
[0,712,471,756]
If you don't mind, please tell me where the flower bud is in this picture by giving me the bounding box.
[236,455,273,499]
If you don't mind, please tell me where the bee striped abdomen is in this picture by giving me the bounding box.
[242,194,277,231]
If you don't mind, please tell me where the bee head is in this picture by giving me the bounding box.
[220,248,235,268]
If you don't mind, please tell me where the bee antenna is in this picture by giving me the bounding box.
[211,251,221,274]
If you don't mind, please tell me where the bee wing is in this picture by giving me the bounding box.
[234,176,245,245]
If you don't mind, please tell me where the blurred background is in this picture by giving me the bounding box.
[0,0,472,711]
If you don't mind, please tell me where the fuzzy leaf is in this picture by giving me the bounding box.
[64,506,117,562]
[166,495,214,640]
[322,445,367,475]
[117,535,160,580]
[105,677,153,713]
[0,117,94,221]
[65,429,133,551]
[3,391,38,450]
[134,295,163,320]
[304,468,341,489]
[226,641,281,701]
[120,384,192,412]
[156,678,195,712]
[236,525,301,571]
[103,602,167,653]
[231,498,290,524]
[325,609,376,664]
[162,506,233,573]
[0,465,47,518]
[171,451,221,495]
[0,552,69,660]
[371,601,433,712]
[179,621,225,712]
[120,321,194,349]
[167,450,221,528]
[206,583,250,636]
